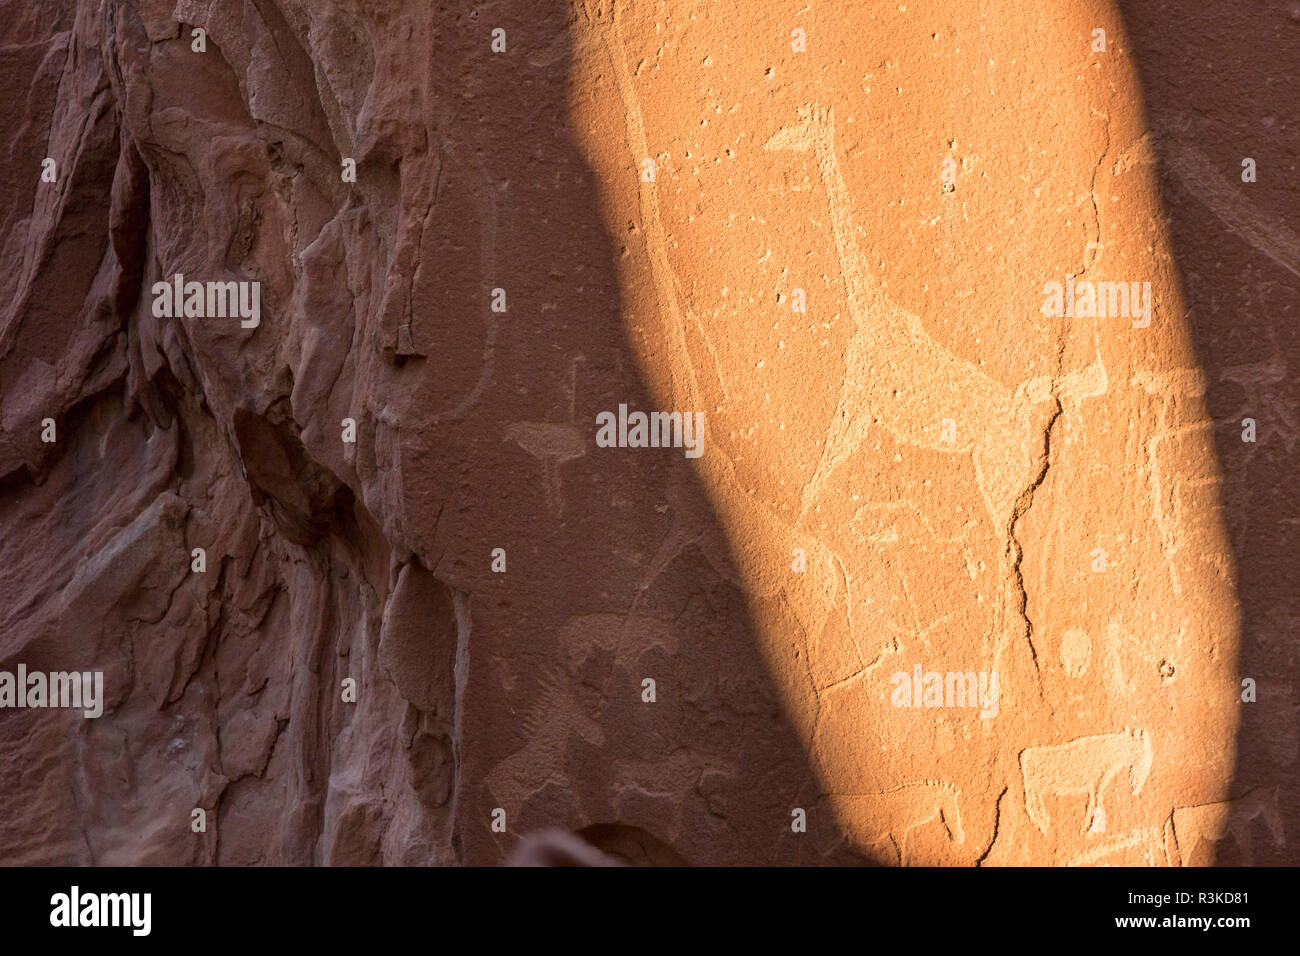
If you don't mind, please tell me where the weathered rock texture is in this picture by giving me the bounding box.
[0,0,1294,865]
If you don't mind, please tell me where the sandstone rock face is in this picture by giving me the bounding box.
[0,0,1294,866]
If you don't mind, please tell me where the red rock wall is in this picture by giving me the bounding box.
[0,0,1294,866]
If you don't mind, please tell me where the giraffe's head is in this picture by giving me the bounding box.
[763,104,834,154]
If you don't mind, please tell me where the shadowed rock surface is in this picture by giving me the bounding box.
[0,0,834,866]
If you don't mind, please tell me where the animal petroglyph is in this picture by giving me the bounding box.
[580,6,879,684]
[1220,347,1297,455]
[1161,138,1300,281]
[762,104,1108,527]
[1059,627,1091,678]
[504,422,586,517]
[1251,679,1298,768]
[1067,825,1170,867]
[1169,785,1286,866]
[830,781,965,864]
[1020,728,1153,835]
[1130,368,1229,594]
[503,357,589,517]
[1114,121,1300,279]
[486,657,605,810]
[765,103,1108,688]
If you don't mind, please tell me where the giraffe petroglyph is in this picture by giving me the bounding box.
[764,104,1108,686]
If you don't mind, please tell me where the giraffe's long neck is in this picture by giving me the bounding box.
[809,111,890,331]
